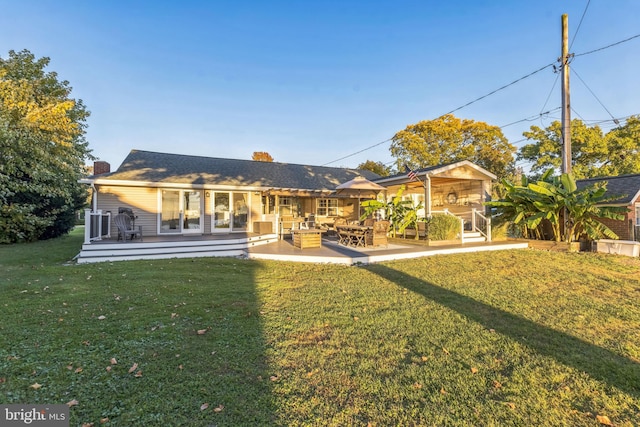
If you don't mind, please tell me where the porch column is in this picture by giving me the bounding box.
[84,209,92,244]
[425,175,431,217]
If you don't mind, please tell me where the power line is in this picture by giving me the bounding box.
[571,66,619,124]
[569,0,591,51]
[323,33,640,168]
[441,62,555,117]
[322,62,556,166]
[574,33,640,57]
[321,137,391,166]
[500,108,561,128]
[539,73,560,115]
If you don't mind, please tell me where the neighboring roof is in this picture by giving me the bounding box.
[576,174,640,205]
[86,149,381,191]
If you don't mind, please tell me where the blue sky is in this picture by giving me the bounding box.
[1,1,639,172]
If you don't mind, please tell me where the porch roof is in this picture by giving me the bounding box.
[577,173,640,205]
[374,160,497,191]
[84,149,381,193]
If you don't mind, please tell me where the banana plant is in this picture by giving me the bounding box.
[360,185,422,238]
[486,169,627,242]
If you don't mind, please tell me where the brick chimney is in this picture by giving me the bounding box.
[93,161,111,175]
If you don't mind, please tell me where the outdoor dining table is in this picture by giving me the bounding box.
[336,225,372,248]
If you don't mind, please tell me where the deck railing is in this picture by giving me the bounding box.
[471,208,492,242]
[84,209,111,244]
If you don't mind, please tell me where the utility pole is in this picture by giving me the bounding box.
[561,13,572,175]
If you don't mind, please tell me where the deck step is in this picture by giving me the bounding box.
[462,231,486,243]
[77,234,278,263]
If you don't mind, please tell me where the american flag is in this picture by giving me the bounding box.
[404,164,418,181]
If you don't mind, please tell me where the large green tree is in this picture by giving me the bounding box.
[518,117,640,179]
[389,114,516,178]
[602,115,640,176]
[356,160,390,177]
[0,49,92,243]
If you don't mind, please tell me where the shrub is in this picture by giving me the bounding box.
[427,214,460,240]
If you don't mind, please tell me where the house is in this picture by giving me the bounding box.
[81,149,382,239]
[78,150,499,262]
[82,150,497,238]
[577,173,640,241]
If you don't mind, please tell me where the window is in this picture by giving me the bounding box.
[317,198,339,216]
[262,195,275,214]
[636,204,640,226]
[278,196,292,215]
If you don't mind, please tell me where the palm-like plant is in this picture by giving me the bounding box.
[360,186,422,238]
[562,176,628,242]
[486,169,628,242]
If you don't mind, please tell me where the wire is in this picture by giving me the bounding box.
[570,107,586,122]
[322,62,556,166]
[322,138,391,166]
[539,73,560,115]
[500,108,561,128]
[440,62,556,117]
[571,67,619,123]
[322,32,640,168]
[569,0,591,51]
[574,33,640,57]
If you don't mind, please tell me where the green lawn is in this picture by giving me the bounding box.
[1,229,639,426]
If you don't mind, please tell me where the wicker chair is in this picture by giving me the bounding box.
[371,220,389,247]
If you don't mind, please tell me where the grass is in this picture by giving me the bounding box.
[1,228,639,426]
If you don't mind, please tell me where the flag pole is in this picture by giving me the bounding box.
[405,165,431,217]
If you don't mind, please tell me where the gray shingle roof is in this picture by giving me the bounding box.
[94,149,381,191]
[576,174,640,205]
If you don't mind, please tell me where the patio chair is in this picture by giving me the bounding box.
[280,215,295,238]
[114,213,143,242]
[371,220,389,247]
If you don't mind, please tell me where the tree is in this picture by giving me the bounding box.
[0,49,92,243]
[252,151,273,162]
[389,114,516,179]
[602,115,640,176]
[518,117,640,179]
[356,160,390,177]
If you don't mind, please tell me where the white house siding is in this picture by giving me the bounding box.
[97,185,159,237]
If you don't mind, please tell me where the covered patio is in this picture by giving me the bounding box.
[375,161,497,243]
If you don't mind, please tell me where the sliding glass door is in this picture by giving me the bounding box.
[232,192,248,232]
[160,190,202,234]
[211,191,249,232]
[212,192,230,231]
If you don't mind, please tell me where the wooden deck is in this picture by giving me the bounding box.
[246,237,529,265]
[77,232,529,264]
[77,233,279,264]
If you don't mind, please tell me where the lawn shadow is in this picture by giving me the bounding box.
[187,258,279,426]
[365,263,640,397]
